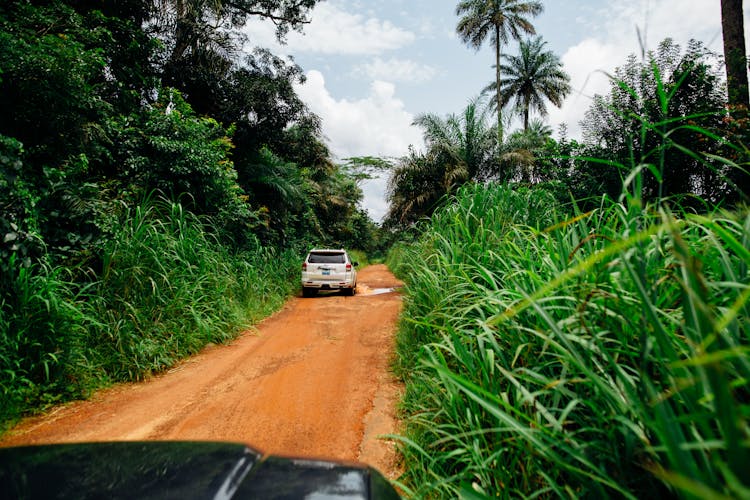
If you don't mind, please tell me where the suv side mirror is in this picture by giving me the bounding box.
[352,261,359,267]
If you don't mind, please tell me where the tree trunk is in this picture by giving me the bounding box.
[721,0,749,107]
[495,25,503,145]
[169,0,197,63]
[721,0,750,203]
[523,105,529,131]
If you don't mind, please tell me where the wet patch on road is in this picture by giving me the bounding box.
[356,285,402,296]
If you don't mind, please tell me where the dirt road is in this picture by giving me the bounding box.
[0,264,404,478]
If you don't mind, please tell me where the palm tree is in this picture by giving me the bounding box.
[386,148,453,226]
[500,119,552,183]
[413,96,498,181]
[485,36,571,131]
[455,0,543,143]
[244,147,306,210]
[386,98,499,225]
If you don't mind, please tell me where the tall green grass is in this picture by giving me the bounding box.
[389,184,750,498]
[0,197,300,428]
[347,249,370,268]
[0,255,90,418]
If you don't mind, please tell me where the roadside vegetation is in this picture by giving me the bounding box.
[2,197,301,422]
[389,183,749,498]
[0,1,387,429]
[385,2,750,498]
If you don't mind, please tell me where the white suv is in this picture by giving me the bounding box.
[301,249,358,297]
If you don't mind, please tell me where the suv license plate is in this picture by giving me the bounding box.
[322,270,330,276]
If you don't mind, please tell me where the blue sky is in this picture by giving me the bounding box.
[245,0,743,221]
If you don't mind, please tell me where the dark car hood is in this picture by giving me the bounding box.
[0,441,400,499]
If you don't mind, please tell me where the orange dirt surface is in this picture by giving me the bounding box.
[0,264,405,479]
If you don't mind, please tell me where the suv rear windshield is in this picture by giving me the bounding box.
[308,253,345,264]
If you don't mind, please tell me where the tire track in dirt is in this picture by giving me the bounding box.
[0,264,404,479]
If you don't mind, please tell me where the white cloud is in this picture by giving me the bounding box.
[293,70,422,220]
[360,175,391,222]
[352,57,438,83]
[547,38,619,138]
[550,0,726,139]
[294,71,421,158]
[244,2,415,56]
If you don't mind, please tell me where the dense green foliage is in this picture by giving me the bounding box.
[388,37,749,230]
[386,97,498,227]
[389,183,750,498]
[3,4,749,498]
[1,196,301,426]
[580,39,733,206]
[388,18,749,498]
[0,0,378,427]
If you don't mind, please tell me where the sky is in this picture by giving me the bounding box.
[244,0,745,221]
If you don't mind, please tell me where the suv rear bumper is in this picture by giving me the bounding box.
[302,280,356,289]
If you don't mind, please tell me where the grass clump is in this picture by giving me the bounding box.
[0,197,300,428]
[390,183,750,498]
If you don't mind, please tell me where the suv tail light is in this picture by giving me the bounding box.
[346,263,352,271]
[302,262,307,271]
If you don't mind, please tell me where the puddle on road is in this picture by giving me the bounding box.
[357,286,402,296]
[308,285,402,297]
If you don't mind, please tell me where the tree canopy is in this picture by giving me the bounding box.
[580,38,730,204]
[0,0,375,274]
[484,36,571,131]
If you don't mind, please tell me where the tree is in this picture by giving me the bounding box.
[413,96,498,181]
[720,0,749,107]
[109,89,246,218]
[151,0,320,114]
[219,49,309,155]
[580,39,727,204]
[455,0,543,143]
[385,148,449,227]
[0,2,129,261]
[0,2,109,168]
[500,119,553,183]
[386,98,498,226]
[153,0,320,62]
[0,0,379,256]
[484,36,570,131]
[720,0,750,201]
